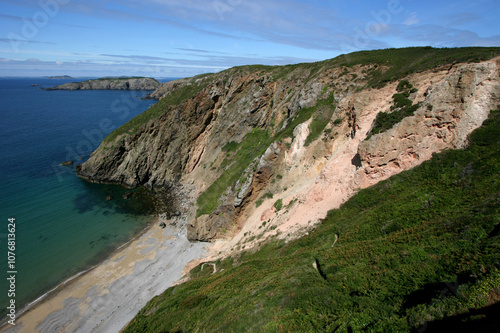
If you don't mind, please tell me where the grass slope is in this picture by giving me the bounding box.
[334,46,500,88]
[125,108,500,332]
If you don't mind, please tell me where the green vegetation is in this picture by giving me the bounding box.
[273,198,283,211]
[334,46,500,88]
[333,118,343,125]
[197,92,337,217]
[305,93,336,146]
[222,141,239,152]
[256,192,274,207]
[125,109,500,333]
[367,80,421,138]
[196,128,272,216]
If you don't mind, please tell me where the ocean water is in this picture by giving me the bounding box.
[0,78,162,318]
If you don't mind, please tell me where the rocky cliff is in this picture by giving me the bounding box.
[45,77,160,90]
[76,47,500,246]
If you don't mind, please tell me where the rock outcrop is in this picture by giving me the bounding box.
[45,77,160,90]
[75,48,500,244]
[358,60,500,183]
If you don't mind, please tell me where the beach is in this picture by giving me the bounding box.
[1,222,208,333]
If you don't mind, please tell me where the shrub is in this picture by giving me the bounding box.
[368,79,420,138]
[222,141,239,152]
[273,199,283,211]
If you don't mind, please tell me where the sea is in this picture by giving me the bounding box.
[0,77,168,320]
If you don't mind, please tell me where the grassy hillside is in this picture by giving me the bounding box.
[124,107,500,332]
[333,46,500,88]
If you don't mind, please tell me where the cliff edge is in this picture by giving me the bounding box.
[75,47,500,245]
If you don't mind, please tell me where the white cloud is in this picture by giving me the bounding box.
[404,13,419,26]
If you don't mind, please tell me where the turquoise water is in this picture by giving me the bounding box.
[0,78,162,318]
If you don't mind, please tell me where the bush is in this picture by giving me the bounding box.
[368,79,420,137]
[396,79,413,92]
[273,199,283,211]
[222,141,238,152]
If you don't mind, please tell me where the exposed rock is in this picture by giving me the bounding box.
[358,60,500,183]
[75,50,500,244]
[144,77,193,100]
[187,205,236,242]
[75,70,276,189]
[45,77,160,90]
[234,167,254,208]
[105,196,113,201]
[286,120,311,164]
[61,160,73,166]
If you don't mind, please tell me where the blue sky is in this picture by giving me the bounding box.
[1,0,499,77]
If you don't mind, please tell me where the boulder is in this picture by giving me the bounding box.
[187,205,236,242]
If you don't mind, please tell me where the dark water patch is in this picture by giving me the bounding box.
[74,181,157,216]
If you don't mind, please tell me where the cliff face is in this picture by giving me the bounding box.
[76,69,280,188]
[76,48,500,245]
[46,77,160,90]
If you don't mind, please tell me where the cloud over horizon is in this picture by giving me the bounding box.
[0,0,499,77]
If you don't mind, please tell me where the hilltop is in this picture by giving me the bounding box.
[71,46,500,331]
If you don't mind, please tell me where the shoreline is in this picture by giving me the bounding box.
[0,219,209,333]
[0,220,154,329]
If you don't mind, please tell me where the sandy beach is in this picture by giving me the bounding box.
[0,222,208,333]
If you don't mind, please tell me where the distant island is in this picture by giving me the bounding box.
[47,75,74,79]
[44,77,160,90]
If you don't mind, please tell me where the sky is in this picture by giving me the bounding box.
[1,0,499,78]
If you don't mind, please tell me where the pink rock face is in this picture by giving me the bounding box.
[235,59,500,250]
[358,60,500,186]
